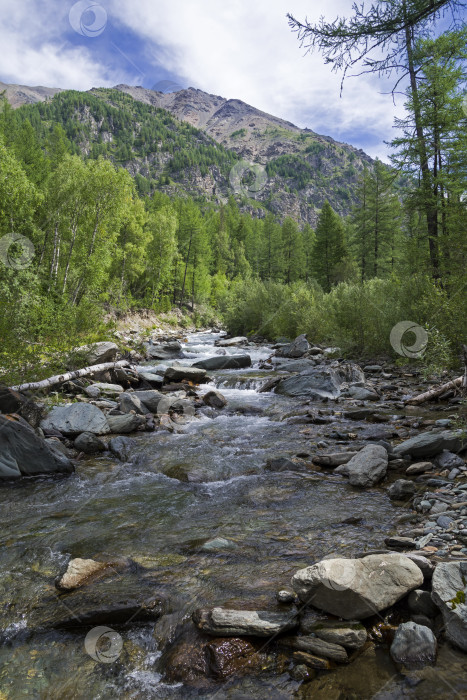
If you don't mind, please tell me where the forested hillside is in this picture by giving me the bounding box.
[0,23,466,385]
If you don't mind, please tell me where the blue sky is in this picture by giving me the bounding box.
[0,0,462,160]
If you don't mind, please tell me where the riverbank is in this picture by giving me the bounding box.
[0,331,466,698]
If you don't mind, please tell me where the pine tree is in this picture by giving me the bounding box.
[311,201,347,292]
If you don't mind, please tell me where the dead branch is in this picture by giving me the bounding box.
[10,361,131,393]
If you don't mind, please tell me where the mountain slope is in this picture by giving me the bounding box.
[3,81,373,225]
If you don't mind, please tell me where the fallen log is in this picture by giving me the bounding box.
[405,376,463,405]
[10,361,131,393]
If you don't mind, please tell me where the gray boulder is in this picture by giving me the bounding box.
[132,390,165,413]
[0,384,25,413]
[146,340,183,360]
[390,621,437,667]
[301,620,367,650]
[193,607,298,637]
[434,451,465,470]
[119,393,150,415]
[136,371,163,387]
[275,363,364,400]
[345,386,380,401]
[408,589,439,618]
[292,554,423,619]
[41,403,110,436]
[164,364,207,384]
[276,334,310,358]
[393,430,465,458]
[74,341,119,365]
[0,414,74,478]
[107,413,145,434]
[217,336,248,347]
[193,355,251,371]
[346,445,388,487]
[431,561,467,651]
[84,382,123,399]
[203,390,227,408]
[109,436,135,462]
[388,479,417,500]
[280,635,348,663]
[74,432,106,454]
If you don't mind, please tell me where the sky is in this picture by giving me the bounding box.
[0,0,460,160]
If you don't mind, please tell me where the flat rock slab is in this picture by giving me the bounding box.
[394,430,465,458]
[292,554,423,619]
[280,635,348,663]
[164,364,207,384]
[302,620,367,650]
[312,453,358,468]
[0,414,74,478]
[193,355,252,371]
[193,607,298,637]
[41,403,110,436]
[431,561,467,651]
[216,337,248,347]
[390,621,437,667]
[275,363,365,400]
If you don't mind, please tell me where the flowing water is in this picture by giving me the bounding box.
[1,333,466,699]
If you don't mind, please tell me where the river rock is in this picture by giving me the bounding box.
[74,341,119,365]
[302,620,367,650]
[292,554,423,619]
[388,479,417,500]
[406,461,433,475]
[280,635,348,662]
[193,607,298,637]
[0,414,74,479]
[393,430,465,458]
[74,432,106,454]
[265,457,297,472]
[408,589,439,617]
[41,403,110,436]
[431,561,467,651]
[132,390,165,412]
[402,553,435,579]
[216,336,248,347]
[345,445,388,487]
[137,371,164,387]
[205,637,263,679]
[119,392,150,415]
[0,385,25,414]
[56,558,111,590]
[434,451,465,470]
[276,334,310,358]
[107,413,145,434]
[84,382,123,399]
[275,363,365,400]
[193,355,252,371]
[312,452,358,468]
[203,390,227,408]
[109,436,135,461]
[146,340,183,360]
[390,621,437,667]
[291,651,331,670]
[164,364,207,384]
[345,386,380,401]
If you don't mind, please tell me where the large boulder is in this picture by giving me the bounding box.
[193,607,298,637]
[41,403,110,436]
[0,414,74,478]
[431,561,467,651]
[74,432,106,454]
[74,341,119,365]
[292,554,423,619]
[276,334,310,358]
[146,340,183,360]
[132,390,165,413]
[216,336,248,347]
[203,390,227,408]
[193,355,252,371]
[275,363,365,399]
[164,364,207,384]
[390,621,437,667]
[346,445,388,487]
[118,393,150,415]
[393,430,465,458]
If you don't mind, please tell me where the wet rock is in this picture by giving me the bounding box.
[119,392,150,415]
[406,462,433,475]
[201,538,237,552]
[164,364,207,384]
[258,376,282,393]
[289,664,316,682]
[408,590,439,618]
[107,413,145,434]
[193,355,252,370]
[56,557,128,591]
[303,620,367,650]
[345,445,388,488]
[275,364,364,400]
[277,590,296,604]
[132,390,165,412]
[343,408,375,420]
[390,621,437,667]
[193,607,298,637]
[163,464,208,482]
[163,636,208,683]
[203,390,227,408]
[431,561,467,651]
[280,635,348,662]
[388,479,417,500]
[434,451,465,470]
[205,637,263,679]
[108,436,135,461]
[385,536,417,550]
[292,554,423,619]
[276,334,310,358]
[291,651,332,669]
[74,341,119,365]
[345,386,380,401]
[393,430,465,458]
[312,452,358,468]
[41,403,110,436]
[0,414,74,478]
[217,336,248,347]
[74,432,106,454]
[265,457,297,472]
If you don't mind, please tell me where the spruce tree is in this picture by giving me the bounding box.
[311,201,347,292]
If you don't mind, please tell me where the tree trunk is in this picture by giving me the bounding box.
[10,361,131,392]
[406,376,463,405]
